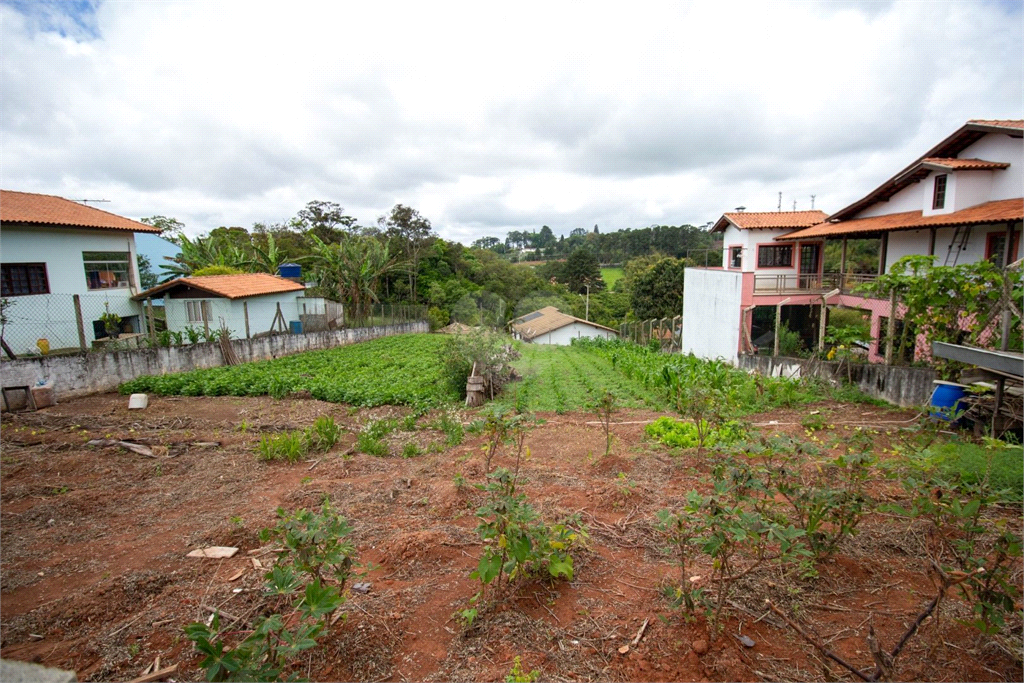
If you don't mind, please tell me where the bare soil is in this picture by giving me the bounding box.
[1,394,1020,682]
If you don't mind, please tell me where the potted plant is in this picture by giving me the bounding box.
[100,311,122,339]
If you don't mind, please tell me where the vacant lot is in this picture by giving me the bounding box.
[1,390,1020,682]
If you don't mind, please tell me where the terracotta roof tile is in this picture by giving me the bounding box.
[967,119,1024,130]
[510,306,617,340]
[711,210,828,233]
[921,157,1010,170]
[1,189,161,233]
[134,273,305,300]
[777,198,1023,240]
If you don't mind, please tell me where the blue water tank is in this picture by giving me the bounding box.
[930,380,967,421]
[289,320,303,335]
[278,263,302,278]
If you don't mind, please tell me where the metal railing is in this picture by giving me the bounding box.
[753,272,879,295]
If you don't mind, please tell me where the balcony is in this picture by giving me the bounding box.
[753,272,878,295]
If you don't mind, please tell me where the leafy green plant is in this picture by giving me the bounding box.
[304,415,341,453]
[595,389,616,456]
[185,503,355,681]
[505,656,540,683]
[433,412,464,446]
[645,416,745,450]
[655,508,702,613]
[471,468,587,594]
[402,441,421,458]
[257,432,307,463]
[99,311,122,337]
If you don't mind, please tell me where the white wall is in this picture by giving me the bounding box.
[530,321,617,346]
[163,290,305,338]
[0,226,144,354]
[885,222,1023,271]
[959,133,1023,202]
[682,268,744,364]
[721,225,795,273]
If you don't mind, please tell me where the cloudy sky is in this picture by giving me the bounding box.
[1,1,1021,244]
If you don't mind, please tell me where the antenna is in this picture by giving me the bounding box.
[734,206,746,212]
[810,194,816,209]
[792,200,797,211]
[777,192,782,212]
[71,199,111,205]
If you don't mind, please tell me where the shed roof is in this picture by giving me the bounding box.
[710,210,828,233]
[919,158,1010,171]
[510,306,618,341]
[777,198,1023,240]
[133,273,305,301]
[0,189,162,233]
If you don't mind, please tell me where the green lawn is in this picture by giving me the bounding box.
[600,267,624,290]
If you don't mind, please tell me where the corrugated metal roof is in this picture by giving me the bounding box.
[134,273,306,301]
[1,189,162,233]
[510,306,618,340]
[777,198,1023,240]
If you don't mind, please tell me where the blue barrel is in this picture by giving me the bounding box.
[930,381,967,421]
[278,263,302,278]
[289,320,303,335]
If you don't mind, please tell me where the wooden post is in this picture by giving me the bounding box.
[992,221,1017,435]
[878,233,888,275]
[275,302,284,332]
[774,305,782,356]
[202,301,210,336]
[243,301,251,339]
[818,302,827,352]
[928,227,937,257]
[839,238,848,278]
[146,298,156,344]
[73,294,88,352]
[884,290,896,365]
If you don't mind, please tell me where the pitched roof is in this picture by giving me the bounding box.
[920,158,1010,171]
[777,198,1023,241]
[710,210,828,233]
[510,306,618,340]
[133,273,305,301]
[0,189,162,233]
[830,120,1023,222]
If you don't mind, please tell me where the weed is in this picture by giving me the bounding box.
[230,515,244,527]
[433,412,464,447]
[257,432,307,463]
[458,607,478,630]
[402,414,419,431]
[453,472,466,491]
[614,472,635,497]
[356,433,388,457]
[801,412,826,433]
[128,643,140,658]
[402,442,421,459]
[305,415,341,453]
[505,656,540,683]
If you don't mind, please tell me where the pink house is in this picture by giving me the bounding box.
[682,119,1023,364]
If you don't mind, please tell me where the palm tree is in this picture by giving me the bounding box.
[159,234,247,280]
[308,234,399,318]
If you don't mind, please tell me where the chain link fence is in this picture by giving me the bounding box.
[1,292,428,360]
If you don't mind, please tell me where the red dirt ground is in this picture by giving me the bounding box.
[1,394,1020,682]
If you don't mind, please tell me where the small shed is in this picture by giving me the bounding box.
[510,306,618,345]
[134,273,305,338]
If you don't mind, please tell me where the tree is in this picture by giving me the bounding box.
[472,236,502,251]
[309,234,398,318]
[629,257,690,320]
[537,225,555,248]
[378,204,434,303]
[140,216,186,243]
[137,254,158,289]
[561,247,604,294]
[295,200,357,244]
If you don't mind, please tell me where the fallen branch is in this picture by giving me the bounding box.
[630,617,650,647]
[129,664,177,683]
[765,600,872,682]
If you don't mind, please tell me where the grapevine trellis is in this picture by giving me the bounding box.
[619,315,682,353]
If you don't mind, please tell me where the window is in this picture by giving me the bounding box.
[185,300,208,323]
[1,263,50,296]
[83,251,131,290]
[932,174,947,210]
[757,244,793,268]
[986,231,1020,266]
[729,246,743,269]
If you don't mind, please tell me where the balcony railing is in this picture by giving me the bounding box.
[753,272,878,295]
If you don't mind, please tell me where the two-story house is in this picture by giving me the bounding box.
[0,190,162,356]
[683,119,1023,364]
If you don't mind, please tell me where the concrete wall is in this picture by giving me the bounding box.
[0,321,428,405]
[682,267,744,364]
[530,321,617,345]
[738,354,937,407]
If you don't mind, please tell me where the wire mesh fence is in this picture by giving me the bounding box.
[1,292,428,360]
[619,315,683,353]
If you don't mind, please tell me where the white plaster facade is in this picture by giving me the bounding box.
[163,289,307,339]
[1,225,145,354]
[528,321,618,346]
[681,268,744,364]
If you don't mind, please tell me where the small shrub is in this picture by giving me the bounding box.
[776,322,805,357]
[402,442,421,459]
[433,412,464,447]
[357,432,388,457]
[505,656,540,683]
[257,432,307,463]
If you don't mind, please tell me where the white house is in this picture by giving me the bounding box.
[683,119,1023,365]
[0,189,162,356]
[134,273,306,339]
[510,306,618,345]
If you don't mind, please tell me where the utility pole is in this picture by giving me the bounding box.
[584,282,591,321]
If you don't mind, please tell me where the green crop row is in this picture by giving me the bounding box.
[119,334,457,408]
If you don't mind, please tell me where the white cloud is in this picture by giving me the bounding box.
[0,0,1020,243]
